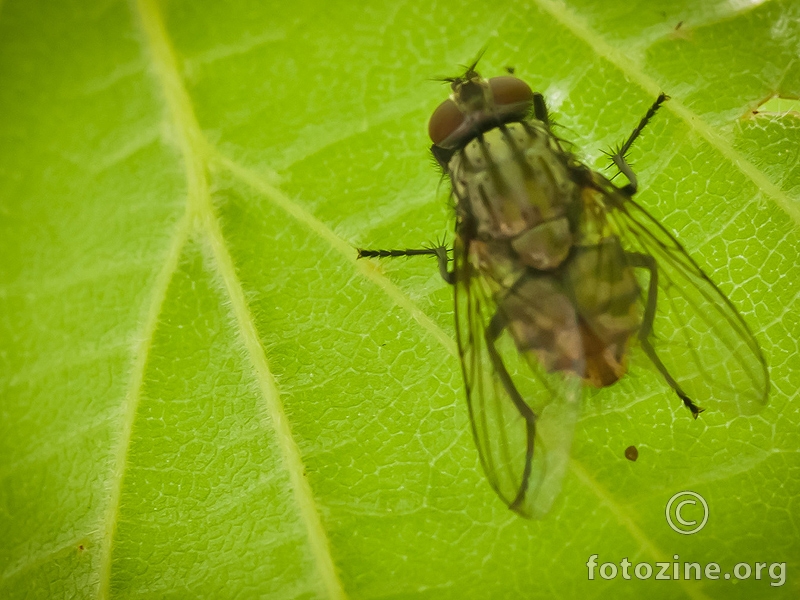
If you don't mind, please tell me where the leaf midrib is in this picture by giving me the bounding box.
[96,1,346,599]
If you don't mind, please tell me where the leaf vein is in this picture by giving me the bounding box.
[530,0,800,225]
[113,2,348,599]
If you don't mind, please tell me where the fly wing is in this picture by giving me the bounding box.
[454,235,583,518]
[601,183,769,415]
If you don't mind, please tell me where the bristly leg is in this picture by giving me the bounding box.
[606,93,669,196]
[357,243,453,284]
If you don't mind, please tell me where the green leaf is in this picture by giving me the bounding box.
[1,0,798,598]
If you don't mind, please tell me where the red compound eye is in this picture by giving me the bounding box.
[428,76,534,146]
[488,76,533,106]
[428,99,463,146]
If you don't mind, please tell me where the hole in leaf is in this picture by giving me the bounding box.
[749,95,800,118]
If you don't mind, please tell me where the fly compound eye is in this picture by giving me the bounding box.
[488,76,534,107]
[429,76,535,146]
[428,99,464,146]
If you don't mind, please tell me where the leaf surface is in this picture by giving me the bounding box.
[1,0,798,598]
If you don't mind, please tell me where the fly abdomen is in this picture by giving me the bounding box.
[449,122,580,271]
[488,236,642,387]
[565,238,642,387]
[500,273,584,377]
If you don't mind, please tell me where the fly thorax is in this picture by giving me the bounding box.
[449,122,579,271]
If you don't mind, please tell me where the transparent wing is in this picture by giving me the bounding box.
[598,182,769,415]
[453,235,582,518]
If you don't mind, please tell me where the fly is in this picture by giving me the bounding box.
[357,57,769,518]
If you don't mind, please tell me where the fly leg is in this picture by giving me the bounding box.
[608,93,669,195]
[485,312,537,510]
[357,245,453,284]
[627,251,704,417]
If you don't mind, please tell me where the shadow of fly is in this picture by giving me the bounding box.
[357,57,769,518]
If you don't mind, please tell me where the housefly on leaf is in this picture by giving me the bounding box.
[357,57,769,518]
